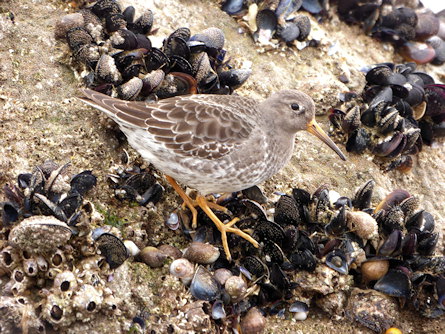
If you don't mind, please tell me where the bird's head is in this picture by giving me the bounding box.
[263,90,346,161]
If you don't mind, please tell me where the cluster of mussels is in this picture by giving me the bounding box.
[0,161,136,332]
[107,160,164,207]
[55,0,251,100]
[221,0,314,47]
[165,180,444,332]
[329,62,445,172]
[336,0,445,65]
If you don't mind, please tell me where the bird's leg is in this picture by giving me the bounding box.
[165,175,229,228]
[196,195,259,261]
[165,175,199,228]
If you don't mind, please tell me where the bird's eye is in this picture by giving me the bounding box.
[291,103,305,113]
[291,103,300,111]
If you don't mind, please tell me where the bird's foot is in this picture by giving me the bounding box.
[165,175,258,261]
[165,175,228,228]
[196,195,259,261]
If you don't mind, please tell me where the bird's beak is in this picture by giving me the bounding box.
[306,118,347,161]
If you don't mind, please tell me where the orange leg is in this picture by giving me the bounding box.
[165,176,259,261]
[196,195,259,261]
[165,175,229,228]
[165,175,199,228]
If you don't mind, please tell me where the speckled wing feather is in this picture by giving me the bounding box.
[79,89,259,160]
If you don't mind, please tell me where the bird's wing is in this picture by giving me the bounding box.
[79,89,259,160]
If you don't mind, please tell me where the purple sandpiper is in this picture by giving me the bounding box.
[79,88,346,260]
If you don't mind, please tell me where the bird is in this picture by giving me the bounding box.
[78,88,346,261]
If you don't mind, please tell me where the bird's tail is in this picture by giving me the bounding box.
[78,88,150,129]
[77,88,120,119]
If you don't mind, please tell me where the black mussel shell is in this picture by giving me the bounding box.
[373,269,411,299]
[262,241,285,264]
[164,36,190,59]
[334,196,352,209]
[212,300,226,320]
[106,13,127,32]
[274,195,300,226]
[341,106,361,134]
[276,23,300,43]
[394,99,414,118]
[222,0,244,15]
[242,185,267,204]
[406,210,435,233]
[270,262,291,290]
[366,86,393,107]
[114,48,147,70]
[66,27,93,50]
[93,232,129,269]
[425,85,445,123]
[92,0,122,18]
[352,179,374,210]
[145,48,169,72]
[1,202,20,226]
[131,9,154,35]
[378,229,402,256]
[325,205,347,236]
[122,6,135,24]
[282,224,299,250]
[405,85,424,107]
[346,128,370,154]
[380,206,404,234]
[255,9,278,35]
[391,84,409,99]
[190,27,225,51]
[258,282,283,302]
[377,107,399,135]
[329,108,345,129]
[419,120,434,146]
[437,277,445,308]
[33,193,67,222]
[399,196,419,219]
[70,171,97,196]
[417,232,438,256]
[17,173,32,189]
[111,29,138,50]
[59,192,83,220]
[394,62,415,75]
[294,15,311,41]
[295,230,316,253]
[154,72,197,99]
[372,132,405,158]
[401,231,417,257]
[239,199,267,221]
[301,0,322,15]
[190,266,220,301]
[141,69,165,95]
[135,33,152,50]
[198,71,219,93]
[169,55,193,75]
[314,188,330,223]
[218,69,251,90]
[365,65,393,85]
[292,188,311,206]
[289,249,317,271]
[241,256,267,278]
[138,183,164,206]
[412,72,434,86]
[254,220,285,244]
[325,249,348,274]
[168,27,191,42]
